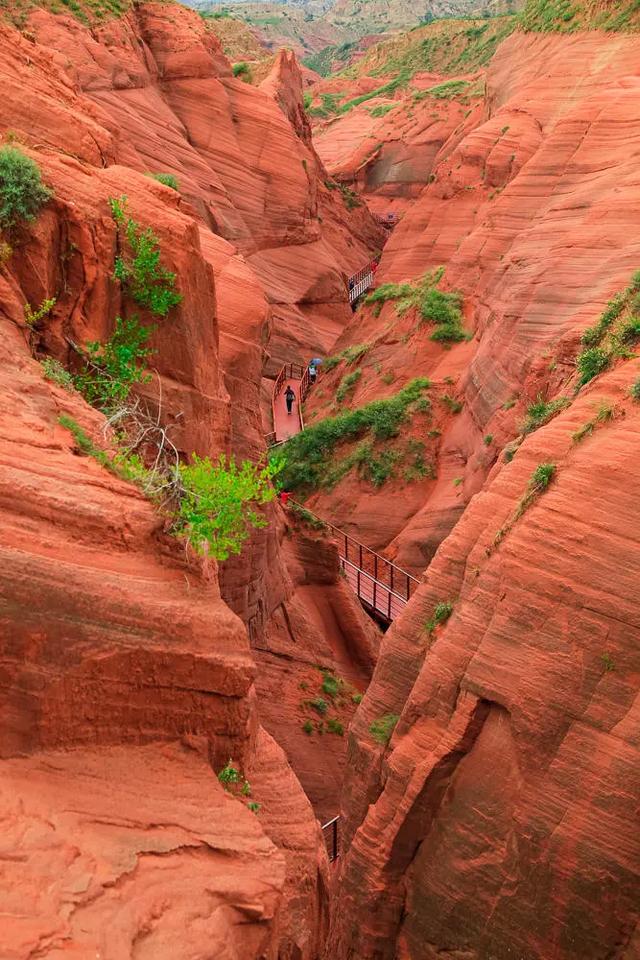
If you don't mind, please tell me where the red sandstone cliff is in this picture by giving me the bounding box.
[0,2,382,954]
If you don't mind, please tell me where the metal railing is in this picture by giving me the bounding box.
[373,212,400,229]
[288,499,418,623]
[322,815,340,862]
[348,256,380,305]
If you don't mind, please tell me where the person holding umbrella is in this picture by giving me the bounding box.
[308,357,323,385]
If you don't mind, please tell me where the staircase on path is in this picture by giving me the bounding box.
[348,257,379,306]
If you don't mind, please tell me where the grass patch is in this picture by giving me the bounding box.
[442,393,463,414]
[520,395,571,434]
[601,652,615,672]
[365,266,469,342]
[275,378,431,491]
[571,402,616,443]
[232,61,252,81]
[327,717,344,735]
[369,713,399,745]
[369,103,396,118]
[321,672,343,698]
[147,172,179,191]
[577,346,610,386]
[492,462,556,550]
[336,369,362,403]
[302,719,313,734]
[308,697,329,715]
[323,342,370,371]
[630,378,640,401]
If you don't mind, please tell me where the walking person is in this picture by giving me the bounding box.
[284,384,296,415]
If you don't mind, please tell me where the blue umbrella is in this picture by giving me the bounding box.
[310,357,323,365]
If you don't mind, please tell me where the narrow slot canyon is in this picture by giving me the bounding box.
[0,2,639,959]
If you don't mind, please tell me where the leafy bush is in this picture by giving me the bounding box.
[339,184,362,209]
[618,315,640,344]
[247,801,261,813]
[601,652,615,672]
[366,267,469,342]
[175,454,278,560]
[484,434,493,445]
[369,713,399,745]
[218,759,241,787]
[336,369,362,403]
[275,378,431,490]
[24,297,56,327]
[442,393,463,413]
[520,395,570,434]
[110,196,182,317]
[148,172,179,190]
[41,357,75,391]
[73,315,152,411]
[352,692,363,704]
[581,294,625,346]
[630,378,640,401]
[425,600,453,635]
[302,719,314,734]
[327,717,344,735]
[233,61,251,78]
[0,146,52,230]
[577,346,610,385]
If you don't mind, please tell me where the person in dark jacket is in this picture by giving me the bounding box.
[285,385,296,415]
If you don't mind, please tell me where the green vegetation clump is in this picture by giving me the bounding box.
[337,70,410,115]
[425,600,453,635]
[110,196,182,317]
[520,395,570,434]
[0,146,52,231]
[275,378,431,491]
[218,759,241,787]
[327,717,344,735]
[352,692,363,704]
[148,172,179,190]
[492,462,556,550]
[175,454,278,560]
[302,719,314,734]
[339,183,362,209]
[308,92,342,118]
[73,315,152,410]
[321,672,343,698]
[58,415,149,486]
[369,713,399,745]
[601,652,615,672]
[303,41,358,77]
[232,61,252,80]
[24,297,56,328]
[366,267,470,342]
[289,501,327,530]
[572,402,615,443]
[581,294,625,346]
[442,393,463,413]
[41,357,75,391]
[577,346,610,386]
[308,697,329,715]
[323,342,370,370]
[369,103,396,118]
[484,434,493,445]
[413,79,470,101]
[336,369,362,403]
[630,378,640,401]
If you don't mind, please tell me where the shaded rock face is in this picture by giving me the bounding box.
[329,366,640,960]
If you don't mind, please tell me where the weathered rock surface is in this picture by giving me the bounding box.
[329,363,640,960]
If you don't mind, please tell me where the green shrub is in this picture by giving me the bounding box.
[74,315,152,411]
[339,184,362,209]
[233,61,251,79]
[0,146,52,230]
[630,378,640,401]
[369,103,396,118]
[175,454,278,560]
[302,719,314,734]
[41,357,74,391]
[289,502,327,529]
[323,342,369,371]
[577,346,610,385]
[352,692,363,704]
[366,267,469,341]
[617,315,640,344]
[484,434,493,445]
[275,378,431,490]
[425,600,453,635]
[327,717,344,735]
[581,294,625,346]
[521,395,570,434]
[308,697,328,715]
[369,713,399,745]
[336,369,362,403]
[24,297,56,327]
[148,172,179,190]
[110,196,182,317]
[218,759,241,787]
[247,801,261,814]
[442,393,463,413]
[321,672,342,698]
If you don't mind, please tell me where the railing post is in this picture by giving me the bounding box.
[333,817,338,861]
[388,588,392,621]
[390,565,394,594]
[357,568,361,597]
[359,543,363,570]
[374,553,378,581]
[406,574,410,601]
[345,535,348,562]
[373,578,377,613]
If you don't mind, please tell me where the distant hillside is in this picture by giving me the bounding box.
[189,0,522,54]
[519,0,640,32]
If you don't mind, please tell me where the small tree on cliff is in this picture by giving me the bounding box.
[0,146,52,231]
